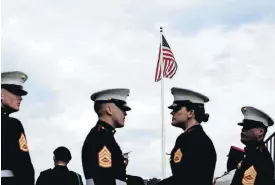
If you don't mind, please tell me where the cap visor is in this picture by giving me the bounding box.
[12,89,27,96]
[238,122,244,126]
[2,85,28,96]
[123,106,131,111]
[19,89,28,96]
[238,120,266,128]
[168,104,176,109]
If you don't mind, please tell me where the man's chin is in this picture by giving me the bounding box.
[241,138,248,145]
[116,122,125,128]
[9,106,19,112]
[171,121,180,127]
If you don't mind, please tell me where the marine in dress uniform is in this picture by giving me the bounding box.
[36,146,83,185]
[158,88,217,185]
[123,152,145,185]
[1,71,35,185]
[230,106,275,185]
[82,88,132,185]
[214,146,245,185]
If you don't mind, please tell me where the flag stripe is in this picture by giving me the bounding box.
[164,60,168,76]
[154,35,178,82]
[167,63,178,78]
[155,46,162,82]
[163,48,174,54]
[163,57,175,61]
[167,60,174,72]
[163,53,175,59]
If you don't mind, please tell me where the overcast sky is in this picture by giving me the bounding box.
[2,0,275,181]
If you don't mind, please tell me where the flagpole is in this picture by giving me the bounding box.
[160,27,166,179]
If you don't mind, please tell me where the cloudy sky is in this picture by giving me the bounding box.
[2,0,275,181]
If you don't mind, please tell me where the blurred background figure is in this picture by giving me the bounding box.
[36,146,83,185]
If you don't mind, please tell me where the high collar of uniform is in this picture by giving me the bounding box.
[1,108,10,117]
[97,120,116,134]
[54,165,69,171]
[185,124,202,134]
[244,141,265,153]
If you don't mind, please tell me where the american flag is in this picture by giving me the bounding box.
[154,35,178,82]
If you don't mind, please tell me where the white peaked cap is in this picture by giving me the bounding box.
[239,106,274,127]
[91,88,131,111]
[2,71,28,86]
[168,87,209,109]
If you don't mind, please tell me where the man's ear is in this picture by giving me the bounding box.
[106,103,113,115]
[258,127,265,140]
[187,109,194,118]
[1,90,5,101]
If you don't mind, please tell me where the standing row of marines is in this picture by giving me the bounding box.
[1,71,275,185]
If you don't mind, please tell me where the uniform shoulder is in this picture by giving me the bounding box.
[191,126,213,143]
[126,175,144,184]
[255,146,271,157]
[82,125,110,151]
[250,147,273,172]
[87,125,109,138]
[9,117,23,126]
[8,116,25,132]
[69,171,82,181]
[256,146,273,162]
[191,127,216,153]
[69,171,81,176]
[41,168,52,173]
[37,169,52,182]
[39,169,52,176]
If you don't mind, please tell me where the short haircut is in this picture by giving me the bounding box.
[53,146,72,162]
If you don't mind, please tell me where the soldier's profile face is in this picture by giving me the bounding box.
[1,88,22,111]
[112,104,126,128]
[171,106,189,127]
[241,126,263,144]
